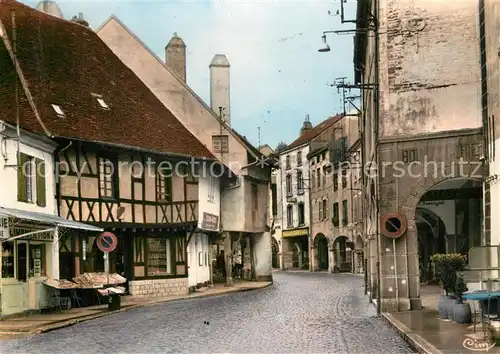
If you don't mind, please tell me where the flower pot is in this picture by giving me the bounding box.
[445,296,456,320]
[437,295,450,319]
[453,299,471,324]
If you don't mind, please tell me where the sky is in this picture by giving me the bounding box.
[21,0,357,150]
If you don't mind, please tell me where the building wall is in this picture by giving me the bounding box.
[187,233,210,288]
[129,277,188,297]
[0,124,57,215]
[197,172,220,232]
[277,144,310,229]
[379,0,482,138]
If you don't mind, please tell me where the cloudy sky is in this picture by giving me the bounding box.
[21,0,357,150]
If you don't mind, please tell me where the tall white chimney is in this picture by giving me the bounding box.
[209,54,230,125]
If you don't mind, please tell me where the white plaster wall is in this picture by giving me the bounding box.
[221,177,245,232]
[277,144,310,229]
[210,65,231,125]
[197,170,220,232]
[187,233,210,287]
[379,0,482,138]
[252,231,272,280]
[97,18,248,174]
[0,131,56,215]
[417,200,455,235]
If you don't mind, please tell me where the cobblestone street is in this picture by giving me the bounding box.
[0,272,414,353]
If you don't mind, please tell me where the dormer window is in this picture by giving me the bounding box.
[97,98,109,109]
[51,104,65,117]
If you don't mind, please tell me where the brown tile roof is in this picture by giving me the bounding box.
[281,115,344,153]
[0,0,214,160]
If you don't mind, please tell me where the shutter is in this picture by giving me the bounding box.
[17,153,28,202]
[36,158,46,207]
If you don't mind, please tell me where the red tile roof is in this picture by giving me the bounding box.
[282,115,344,152]
[0,0,214,159]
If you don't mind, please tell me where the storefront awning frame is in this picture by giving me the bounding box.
[0,206,103,242]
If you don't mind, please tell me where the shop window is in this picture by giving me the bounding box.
[147,238,173,276]
[29,244,46,277]
[2,241,14,278]
[17,242,27,282]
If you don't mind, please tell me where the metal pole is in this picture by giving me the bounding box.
[393,237,399,312]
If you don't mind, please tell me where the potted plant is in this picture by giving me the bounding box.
[452,274,471,323]
[431,253,467,319]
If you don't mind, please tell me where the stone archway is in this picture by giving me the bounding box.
[332,235,352,273]
[398,165,484,310]
[313,233,329,271]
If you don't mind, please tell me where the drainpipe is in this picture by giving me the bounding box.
[309,159,314,272]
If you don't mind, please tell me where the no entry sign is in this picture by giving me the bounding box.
[96,232,118,253]
[380,212,407,239]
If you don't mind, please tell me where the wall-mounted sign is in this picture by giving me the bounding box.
[380,212,407,239]
[13,227,53,241]
[282,227,309,238]
[201,212,219,231]
[96,232,118,253]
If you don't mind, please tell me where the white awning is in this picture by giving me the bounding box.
[0,207,103,232]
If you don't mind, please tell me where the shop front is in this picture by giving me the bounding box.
[128,230,189,297]
[0,207,103,317]
[281,227,309,270]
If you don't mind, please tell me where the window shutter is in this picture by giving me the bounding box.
[36,158,46,207]
[17,153,28,202]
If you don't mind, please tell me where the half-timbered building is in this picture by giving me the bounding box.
[0,0,222,297]
[97,17,275,283]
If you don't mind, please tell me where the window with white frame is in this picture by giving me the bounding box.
[297,170,304,194]
[99,157,115,198]
[286,204,293,227]
[286,174,292,196]
[212,135,229,153]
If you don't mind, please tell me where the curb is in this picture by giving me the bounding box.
[30,282,273,335]
[381,313,442,354]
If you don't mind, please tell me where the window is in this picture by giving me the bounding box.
[18,153,46,206]
[298,202,305,225]
[2,241,14,278]
[29,244,46,277]
[333,202,339,227]
[342,170,347,189]
[287,205,293,227]
[271,183,278,216]
[322,169,326,186]
[316,169,321,187]
[297,151,302,166]
[207,177,216,203]
[147,238,173,276]
[286,155,291,170]
[99,157,115,198]
[286,174,292,196]
[311,170,316,189]
[333,173,338,191]
[342,199,348,225]
[297,170,304,194]
[322,199,327,220]
[51,104,65,117]
[156,164,173,202]
[212,135,229,153]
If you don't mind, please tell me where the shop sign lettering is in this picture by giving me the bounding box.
[11,228,54,241]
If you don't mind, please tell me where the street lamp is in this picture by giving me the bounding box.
[318,34,331,52]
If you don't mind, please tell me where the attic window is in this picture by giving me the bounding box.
[51,104,65,116]
[97,98,109,109]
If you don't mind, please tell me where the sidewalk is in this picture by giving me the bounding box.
[381,284,500,354]
[0,280,271,338]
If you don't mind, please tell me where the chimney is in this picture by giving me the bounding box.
[71,12,89,27]
[300,114,313,136]
[165,33,187,83]
[209,54,231,126]
[35,0,63,18]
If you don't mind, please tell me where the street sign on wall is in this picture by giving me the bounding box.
[380,212,407,239]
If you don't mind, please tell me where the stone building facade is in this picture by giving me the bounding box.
[354,0,485,311]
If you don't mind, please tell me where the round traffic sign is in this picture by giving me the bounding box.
[380,212,407,239]
[96,232,118,253]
